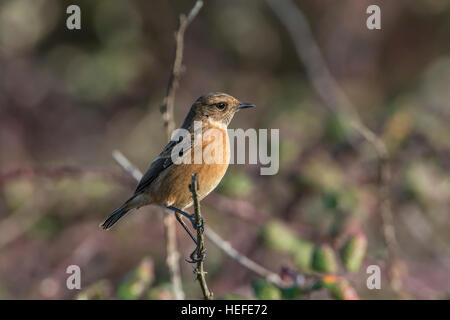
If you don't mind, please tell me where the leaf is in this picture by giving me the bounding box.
[280,285,304,300]
[292,240,315,272]
[340,233,367,273]
[260,220,300,253]
[252,280,281,300]
[312,244,338,274]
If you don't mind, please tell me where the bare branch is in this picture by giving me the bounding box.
[189,173,213,300]
[112,150,143,182]
[157,0,204,300]
[160,0,204,135]
[163,213,184,300]
[205,228,283,287]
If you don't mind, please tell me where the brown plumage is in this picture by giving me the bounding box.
[101,92,254,229]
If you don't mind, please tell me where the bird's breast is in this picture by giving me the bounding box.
[149,124,230,209]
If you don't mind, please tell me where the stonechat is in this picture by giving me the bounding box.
[101,92,255,241]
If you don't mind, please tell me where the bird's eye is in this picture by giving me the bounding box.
[215,102,227,110]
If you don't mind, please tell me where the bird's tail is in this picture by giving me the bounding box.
[100,204,131,229]
[100,196,142,229]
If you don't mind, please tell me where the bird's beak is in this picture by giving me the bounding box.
[237,102,255,110]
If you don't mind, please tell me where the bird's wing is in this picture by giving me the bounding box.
[133,130,198,194]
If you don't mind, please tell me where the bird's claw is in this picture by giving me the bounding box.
[185,247,207,263]
[188,215,204,232]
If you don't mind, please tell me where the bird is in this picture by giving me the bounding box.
[100,92,254,257]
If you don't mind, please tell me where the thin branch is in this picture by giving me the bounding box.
[266,0,404,296]
[162,213,183,300]
[189,173,213,300]
[112,150,143,182]
[156,0,204,300]
[160,0,204,135]
[205,228,283,287]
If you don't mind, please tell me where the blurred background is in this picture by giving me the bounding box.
[1,0,450,299]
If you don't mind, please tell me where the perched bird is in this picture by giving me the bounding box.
[100,92,254,244]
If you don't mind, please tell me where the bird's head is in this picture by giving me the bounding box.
[183,92,255,129]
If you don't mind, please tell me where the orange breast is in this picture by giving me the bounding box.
[149,125,230,209]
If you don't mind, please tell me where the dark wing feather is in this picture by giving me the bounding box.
[133,131,196,194]
[133,141,175,194]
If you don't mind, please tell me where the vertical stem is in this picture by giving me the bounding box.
[159,0,204,300]
[163,215,184,300]
[189,173,213,300]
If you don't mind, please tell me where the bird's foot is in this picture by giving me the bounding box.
[190,215,204,232]
[178,211,204,232]
[167,206,204,231]
[186,246,207,264]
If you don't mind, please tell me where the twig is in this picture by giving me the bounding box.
[111,151,285,288]
[157,0,204,300]
[112,151,143,180]
[163,211,184,300]
[112,151,143,182]
[265,0,404,297]
[160,0,204,135]
[205,228,283,287]
[189,173,213,300]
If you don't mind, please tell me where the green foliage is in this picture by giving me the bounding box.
[323,114,354,145]
[311,244,338,274]
[218,170,254,198]
[31,215,62,240]
[404,162,450,206]
[2,179,34,210]
[76,280,112,300]
[280,285,304,300]
[292,240,315,272]
[279,139,302,166]
[252,280,282,300]
[301,155,345,193]
[340,233,368,273]
[261,220,365,275]
[260,220,301,253]
[117,257,154,300]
